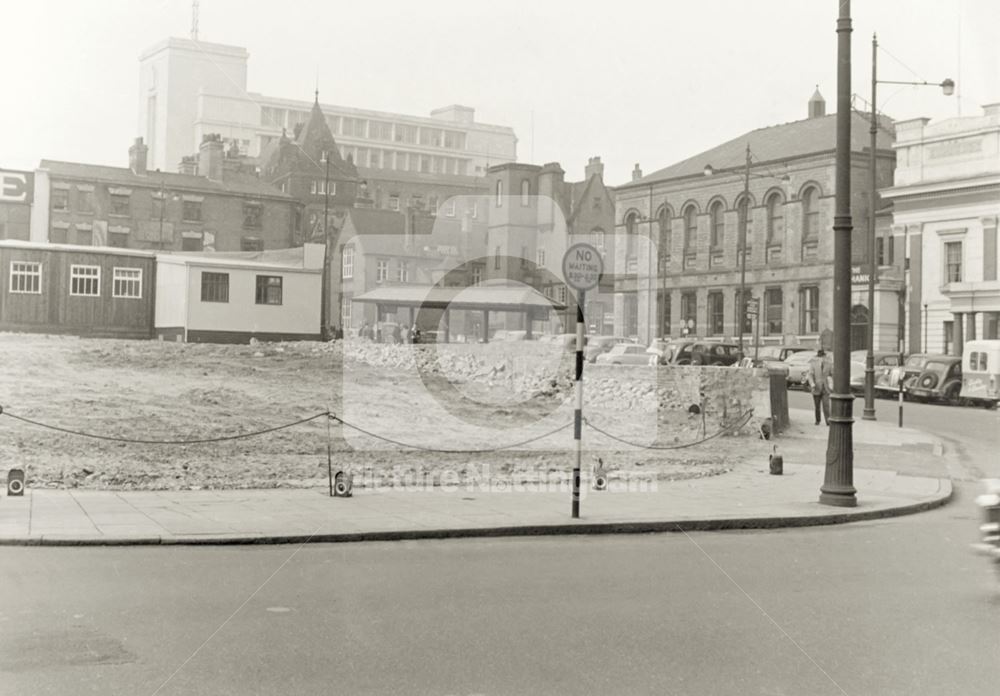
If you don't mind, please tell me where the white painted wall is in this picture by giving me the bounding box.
[154,259,190,329]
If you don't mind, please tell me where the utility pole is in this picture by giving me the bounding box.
[821,0,858,507]
[737,143,751,361]
[319,150,332,340]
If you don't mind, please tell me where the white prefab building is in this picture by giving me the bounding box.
[154,244,324,343]
[883,103,1000,355]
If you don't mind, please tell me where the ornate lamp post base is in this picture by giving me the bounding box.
[820,392,858,507]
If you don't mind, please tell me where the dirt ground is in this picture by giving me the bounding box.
[0,333,762,490]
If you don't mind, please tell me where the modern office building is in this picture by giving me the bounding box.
[137,38,518,176]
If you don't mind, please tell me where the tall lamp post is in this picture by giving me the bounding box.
[821,0,857,507]
[862,33,954,420]
[704,147,788,361]
[319,150,332,340]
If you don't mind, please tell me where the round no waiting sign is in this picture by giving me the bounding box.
[562,243,604,291]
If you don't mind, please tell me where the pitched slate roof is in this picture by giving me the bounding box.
[622,111,894,189]
[39,160,294,200]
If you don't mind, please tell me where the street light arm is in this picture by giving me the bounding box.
[876,78,954,92]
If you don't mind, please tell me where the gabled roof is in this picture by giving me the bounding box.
[622,111,895,188]
[39,160,294,200]
[293,97,357,180]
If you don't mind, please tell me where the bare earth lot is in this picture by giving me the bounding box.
[0,333,761,490]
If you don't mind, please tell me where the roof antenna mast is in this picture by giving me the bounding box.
[191,0,200,41]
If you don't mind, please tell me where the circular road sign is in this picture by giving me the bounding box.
[562,243,604,291]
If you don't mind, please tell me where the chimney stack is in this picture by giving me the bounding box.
[632,163,643,182]
[198,134,225,181]
[129,137,148,175]
[178,156,198,176]
[585,156,604,181]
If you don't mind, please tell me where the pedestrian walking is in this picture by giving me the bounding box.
[807,349,833,425]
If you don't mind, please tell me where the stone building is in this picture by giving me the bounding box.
[882,102,1000,354]
[35,136,298,252]
[613,91,896,351]
[484,157,617,334]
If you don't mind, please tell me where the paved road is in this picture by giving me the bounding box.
[788,389,1000,479]
[2,497,998,696]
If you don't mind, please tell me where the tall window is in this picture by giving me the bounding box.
[764,287,783,335]
[657,207,671,266]
[51,189,69,211]
[388,195,400,211]
[683,205,698,263]
[593,227,605,250]
[70,265,100,296]
[243,203,262,229]
[494,245,502,269]
[798,286,819,334]
[495,180,503,207]
[9,262,41,294]
[801,187,819,240]
[182,201,202,222]
[680,291,697,335]
[110,194,130,217]
[342,246,354,279]
[76,190,94,214]
[397,261,409,283]
[471,266,483,286]
[112,268,142,299]
[708,291,724,335]
[520,179,531,206]
[766,192,783,245]
[255,275,282,305]
[625,212,638,271]
[876,235,895,266]
[709,201,725,250]
[376,259,388,282]
[944,241,962,282]
[737,196,752,256]
[342,296,352,327]
[201,272,229,303]
[536,249,546,267]
[735,290,752,335]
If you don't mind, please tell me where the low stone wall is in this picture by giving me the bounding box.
[344,339,771,443]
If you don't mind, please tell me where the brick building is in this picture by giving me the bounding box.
[613,92,896,350]
[35,136,299,252]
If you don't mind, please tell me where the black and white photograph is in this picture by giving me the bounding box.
[1,1,999,693]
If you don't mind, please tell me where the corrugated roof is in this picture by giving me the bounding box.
[39,160,294,200]
[353,283,567,311]
[622,111,895,188]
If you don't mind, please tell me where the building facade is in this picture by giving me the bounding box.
[0,240,156,338]
[0,168,35,241]
[882,102,1000,355]
[613,93,896,351]
[137,38,517,177]
[37,136,299,253]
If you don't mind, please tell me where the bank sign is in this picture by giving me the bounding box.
[0,169,34,204]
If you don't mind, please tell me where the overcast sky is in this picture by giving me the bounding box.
[2,0,997,185]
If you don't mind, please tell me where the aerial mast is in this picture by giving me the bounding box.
[191,0,200,41]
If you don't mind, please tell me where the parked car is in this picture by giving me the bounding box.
[491,330,528,342]
[905,355,964,404]
[664,340,700,365]
[585,335,628,363]
[646,339,678,365]
[849,359,872,394]
[595,343,652,365]
[876,353,951,396]
[690,342,740,366]
[756,345,813,362]
[783,350,819,389]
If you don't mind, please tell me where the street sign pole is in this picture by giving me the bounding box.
[573,289,585,519]
[753,299,761,361]
[562,243,604,520]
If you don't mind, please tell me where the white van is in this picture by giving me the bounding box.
[960,339,1000,408]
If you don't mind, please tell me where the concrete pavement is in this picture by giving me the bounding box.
[0,408,953,545]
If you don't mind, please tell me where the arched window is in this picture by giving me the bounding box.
[766,192,784,245]
[802,187,819,240]
[592,227,606,250]
[683,205,698,259]
[624,212,638,271]
[657,207,671,259]
[520,179,531,206]
[710,201,725,249]
[737,196,752,250]
[495,180,503,207]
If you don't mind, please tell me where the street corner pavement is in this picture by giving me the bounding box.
[0,448,952,546]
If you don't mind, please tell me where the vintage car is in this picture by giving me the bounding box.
[877,353,950,397]
[595,343,653,366]
[783,350,819,389]
[690,342,741,366]
[584,335,629,363]
[904,355,964,405]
